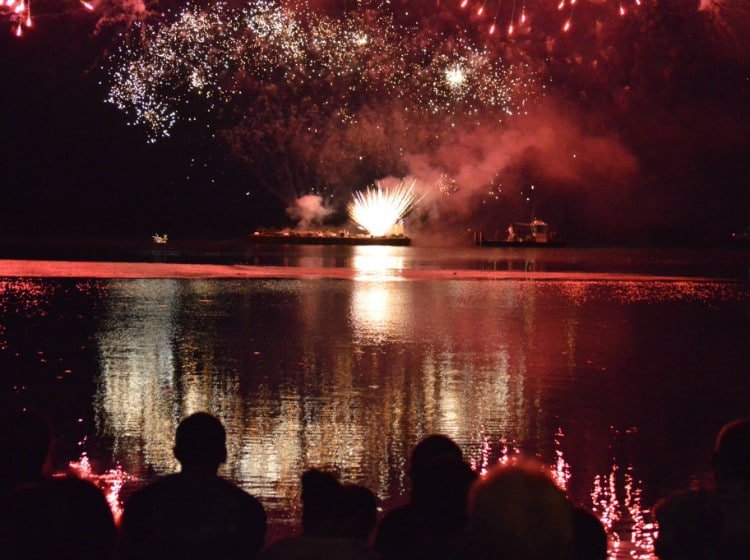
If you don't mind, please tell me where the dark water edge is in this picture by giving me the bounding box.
[0,238,749,279]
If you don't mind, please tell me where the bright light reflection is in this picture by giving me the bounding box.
[351,245,406,281]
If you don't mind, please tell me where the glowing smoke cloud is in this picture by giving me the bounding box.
[286,194,332,229]
[348,180,417,236]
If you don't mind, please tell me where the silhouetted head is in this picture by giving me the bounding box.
[712,418,750,484]
[340,484,378,540]
[468,464,574,560]
[409,435,463,484]
[570,508,608,560]
[412,455,477,532]
[0,410,51,489]
[301,469,343,537]
[173,413,227,473]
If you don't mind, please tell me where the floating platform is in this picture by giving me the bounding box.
[475,239,565,248]
[250,232,411,246]
[474,230,564,248]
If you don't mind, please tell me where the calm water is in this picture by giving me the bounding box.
[1,246,750,558]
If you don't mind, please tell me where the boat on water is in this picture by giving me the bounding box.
[250,230,411,246]
[152,234,168,244]
[730,226,750,245]
[474,219,563,247]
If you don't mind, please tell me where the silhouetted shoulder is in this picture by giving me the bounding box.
[121,473,266,560]
[1,476,115,560]
[655,485,750,560]
[374,504,415,559]
[261,536,381,560]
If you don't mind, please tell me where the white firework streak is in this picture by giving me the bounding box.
[348,180,418,236]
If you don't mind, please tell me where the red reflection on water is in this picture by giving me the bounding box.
[469,431,655,560]
[551,428,572,491]
[68,452,132,524]
[591,462,656,559]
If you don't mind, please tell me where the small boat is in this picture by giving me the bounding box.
[730,226,750,244]
[152,233,168,244]
[475,220,563,247]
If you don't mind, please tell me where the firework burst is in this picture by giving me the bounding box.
[348,180,418,237]
[104,1,540,139]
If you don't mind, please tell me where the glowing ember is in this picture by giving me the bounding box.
[444,64,467,89]
[348,180,417,237]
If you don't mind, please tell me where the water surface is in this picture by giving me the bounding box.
[1,247,749,559]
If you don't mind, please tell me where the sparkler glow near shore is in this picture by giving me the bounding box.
[348,181,418,237]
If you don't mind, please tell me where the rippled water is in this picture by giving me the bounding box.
[1,247,749,559]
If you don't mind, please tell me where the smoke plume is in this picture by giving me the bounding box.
[286,195,333,230]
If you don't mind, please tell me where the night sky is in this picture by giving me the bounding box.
[0,0,748,243]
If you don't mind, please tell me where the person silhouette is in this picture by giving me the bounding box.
[570,508,608,560]
[120,412,266,560]
[0,410,51,496]
[655,418,750,560]
[340,484,378,541]
[468,464,574,560]
[1,476,116,560]
[260,470,379,560]
[374,435,476,560]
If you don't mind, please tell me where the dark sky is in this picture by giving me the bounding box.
[0,0,748,243]
[0,11,283,238]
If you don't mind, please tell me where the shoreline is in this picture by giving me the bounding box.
[0,258,742,282]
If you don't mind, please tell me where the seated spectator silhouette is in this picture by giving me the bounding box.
[570,508,608,560]
[260,469,379,560]
[1,476,116,560]
[374,435,476,560]
[655,418,750,560]
[0,410,51,496]
[340,484,378,541]
[468,464,574,560]
[120,412,266,560]
[301,468,345,537]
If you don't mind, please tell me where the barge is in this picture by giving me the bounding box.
[250,231,411,246]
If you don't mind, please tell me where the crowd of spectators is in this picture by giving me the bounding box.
[1,410,748,560]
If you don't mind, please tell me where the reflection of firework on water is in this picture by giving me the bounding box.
[348,180,417,237]
[68,451,132,523]
[104,1,539,139]
[469,430,655,560]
